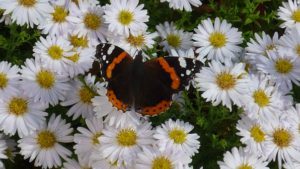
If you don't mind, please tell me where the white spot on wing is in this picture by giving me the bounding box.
[181,73,184,77]
[178,57,187,68]
[107,45,115,55]
[186,70,191,75]
[103,55,106,60]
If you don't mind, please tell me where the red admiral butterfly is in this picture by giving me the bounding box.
[96,43,201,116]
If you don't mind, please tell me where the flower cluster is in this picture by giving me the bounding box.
[1,0,300,168]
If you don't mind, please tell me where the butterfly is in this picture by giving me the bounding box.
[95,43,202,116]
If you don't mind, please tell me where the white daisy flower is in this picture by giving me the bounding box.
[68,0,107,43]
[74,118,104,163]
[33,35,74,74]
[217,147,269,169]
[103,0,149,37]
[193,17,243,63]
[136,148,192,169]
[64,47,95,78]
[236,114,267,156]
[0,61,20,101]
[63,158,91,169]
[153,119,200,157]
[0,135,7,169]
[18,114,73,169]
[99,120,154,166]
[256,49,300,91]
[262,114,300,169]
[0,90,47,137]
[110,31,158,57]
[38,0,74,36]
[245,32,279,69]
[20,58,70,106]
[0,0,52,27]
[195,60,249,111]
[279,27,300,57]
[278,0,300,29]
[242,74,292,120]
[0,134,17,161]
[61,74,97,119]
[156,22,193,54]
[160,0,202,11]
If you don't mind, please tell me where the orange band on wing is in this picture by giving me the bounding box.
[142,100,171,116]
[107,90,127,111]
[106,52,127,79]
[157,57,180,90]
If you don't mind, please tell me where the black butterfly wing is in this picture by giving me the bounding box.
[136,56,201,115]
[95,44,134,111]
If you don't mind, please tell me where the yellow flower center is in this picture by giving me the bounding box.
[84,12,101,30]
[238,164,253,169]
[69,35,88,48]
[273,128,292,148]
[92,132,102,145]
[216,72,236,90]
[37,130,56,149]
[8,98,28,116]
[0,73,8,89]
[116,128,137,147]
[292,9,300,22]
[275,58,293,74]
[118,10,133,25]
[79,87,94,104]
[36,70,55,89]
[168,128,187,144]
[48,45,63,60]
[209,32,226,48]
[250,125,265,143]
[252,89,269,108]
[67,53,80,63]
[18,0,36,7]
[127,34,145,47]
[52,6,68,23]
[166,34,181,48]
[152,156,172,169]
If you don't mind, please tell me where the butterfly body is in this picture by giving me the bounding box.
[96,43,201,115]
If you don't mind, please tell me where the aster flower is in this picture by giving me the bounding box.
[0,135,7,169]
[20,58,70,106]
[156,22,193,54]
[0,61,20,101]
[193,17,243,63]
[160,0,202,11]
[63,47,95,78]
[61,74,97,119]
[278,0,300,29]
[236,114,267,155]
[103,0,149,37]
[74,118,104,162]
[0,0,52,27]
[33,35,74,74]
[153,119,200,157]
[262,114,300,169]
[217,147,269,169]
[195,60,249,111]
[0,90,48,137]
[38,0,74,36]
[245,32,279,70]
[68,0,107,43]
[279,27,300,57]
[18,114,73,169]
[99,120,154,166]
[136,148,191,169]
[242,74,292,120]
[256,49,300,91]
